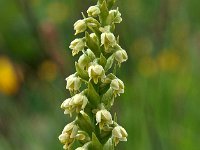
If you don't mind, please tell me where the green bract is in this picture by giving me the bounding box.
[59,0,128,149]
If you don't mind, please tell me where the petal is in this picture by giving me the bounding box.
[112,126,122,138]
[70,125,78,138]
[96,111,102,123]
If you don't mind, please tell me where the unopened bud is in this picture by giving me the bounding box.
[87,6,100,17]
[78,54,90,69]
[90,33,99,44]
[86,49,96,60]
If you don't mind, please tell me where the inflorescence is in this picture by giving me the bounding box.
[59,0,128,149]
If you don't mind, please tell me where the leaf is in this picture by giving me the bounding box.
[114,112,117,122]
[99,0,109,26]
[99,82,110,95]
[99,53,107,67]
[100,130,112,145]
[75,62,89,80]
[88,133,103,150]
[103,138,114,150]
[116,35,119,44]
[98,0,104,4]
[87,82,100,107]
[101,88,114,110]
[106,73,116,80]
[110,23,115,33]
[76,112,94,136]
[85,32,100,57]
[105,55,114,71]
[107,0,116,9]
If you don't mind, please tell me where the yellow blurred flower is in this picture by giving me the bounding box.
[138,56,158,78]
[37,60,58,82]
[0,56,20,95]
[157,50,180,72]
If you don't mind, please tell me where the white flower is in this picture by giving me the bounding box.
[108,9,122,23]
[114,49,128,63]
[62,121,78,138]
[72,94,88,111]
[88,64,106,84]
[100,26,116,50]
[59,133,70,144]
[87,6,100,17]
[76,147,85,150]
[101,32,116,49]
[74,19,87,35]
[59,121,87,150]
[61,94,88,116]
[69,38,85,56]
[96,109,113,130]
[59,121,78,149]
[61,98,74,116]
[110,78,124,97]
[66,74,81,92]
[112,125,128,146]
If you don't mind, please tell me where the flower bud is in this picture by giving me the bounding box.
[114,49,128,63]
[69,38,85,56]
[99,26,110,33]
[88,64,106,84]
[108,9,122,24]
[96,109,113,130]
[110,78,124,97]
[78,54,90,69]
[66,74,81,92]
[86,49,96,60]
[74,19,87,35]
[87,5,100,17]
[112,125,128,146]
[85,17,100,28]
[90,33,99,44]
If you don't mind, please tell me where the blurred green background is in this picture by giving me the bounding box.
[0,0,200,149]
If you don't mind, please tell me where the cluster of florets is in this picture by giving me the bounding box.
[59,0,128,149]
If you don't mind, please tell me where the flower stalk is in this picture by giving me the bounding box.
[59,0,128,149]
